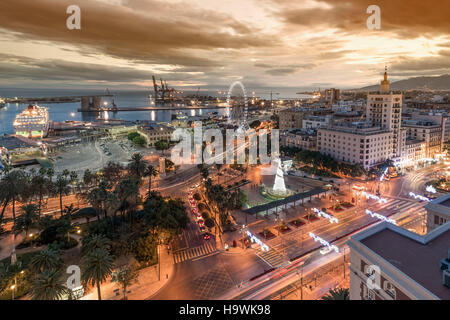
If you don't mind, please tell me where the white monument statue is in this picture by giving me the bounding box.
[273,158,287,194]
[272,158,292,196]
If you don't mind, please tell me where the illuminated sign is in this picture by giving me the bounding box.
[245,230,269,252]
[409,192,430,202]
[361,191,387,203]
[313,208,339,224]
[425,185,436,194]
[365,209,396,225]
[309,232,339,254]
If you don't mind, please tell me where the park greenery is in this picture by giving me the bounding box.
[204,177,247,233]
[294,149,367,178]
[0,152,188,300]
[127,131,146,147]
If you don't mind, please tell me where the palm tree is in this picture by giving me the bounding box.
[128,153,146,178]
[81,234,111,257]
[144,165,158,194]
[115,177,140,221]
[30,170,49,214]
[1,170,27,227]
[28,249,63,274]
[64,203,77,222]
[13,204,40,237]
[46,167,54,184]
[84,180,108,220]
[54,174,70,217]
[321,288,350,300]
[82,248,114,300]
[30,270,68,300]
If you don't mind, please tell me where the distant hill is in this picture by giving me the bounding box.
[359,74,450,91]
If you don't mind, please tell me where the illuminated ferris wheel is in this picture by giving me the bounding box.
[226,81,248,130]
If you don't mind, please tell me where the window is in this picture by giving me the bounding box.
[363,285,375,300]
[384,281,396,299]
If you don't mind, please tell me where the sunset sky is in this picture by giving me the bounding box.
[0,0,449,90]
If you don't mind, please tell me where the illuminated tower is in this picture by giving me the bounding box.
[380,66,390,93]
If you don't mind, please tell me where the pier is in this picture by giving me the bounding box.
[77,104,229,112]
[5,95,113,104]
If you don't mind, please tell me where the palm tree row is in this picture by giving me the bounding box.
[0,166,77,229]
[1,153,161,300]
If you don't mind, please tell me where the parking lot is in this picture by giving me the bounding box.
[52,138,142,176]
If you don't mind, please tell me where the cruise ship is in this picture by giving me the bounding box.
[13,104,49,138]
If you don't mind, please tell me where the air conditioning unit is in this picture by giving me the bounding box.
[443,270,450,289]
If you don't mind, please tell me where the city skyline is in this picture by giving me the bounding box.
[0,0,450,89]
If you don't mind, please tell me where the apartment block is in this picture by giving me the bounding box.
[317,123,392,169]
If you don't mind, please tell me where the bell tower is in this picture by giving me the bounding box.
[380,66,390,93]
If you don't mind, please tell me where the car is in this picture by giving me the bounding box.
[203,233,211,241]
[197,219,204,225]
[199,226,206,232]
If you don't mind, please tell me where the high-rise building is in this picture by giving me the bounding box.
[366,67,404,160]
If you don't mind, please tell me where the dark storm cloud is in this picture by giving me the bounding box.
[0,53,194,82]
[276,0,450,39]
[0,0,274,68]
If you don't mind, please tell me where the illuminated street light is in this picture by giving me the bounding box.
[312,208,338,224]
[309,232,339,254]
[360,191,387,203]
[365,209,397,225]
[409,192,430,202]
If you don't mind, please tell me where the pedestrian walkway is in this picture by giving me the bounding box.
[173,242,216,264]
[81,244,174,300]
[367,197,423,215]
[256,248,288,268]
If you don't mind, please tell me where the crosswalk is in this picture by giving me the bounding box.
[256,248,288,268]
[173,242,217,264]
[367,197,424,216]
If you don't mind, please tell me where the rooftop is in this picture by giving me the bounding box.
[359,225,450,300]
[425,193,450,217]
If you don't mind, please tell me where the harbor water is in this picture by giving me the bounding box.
[0,88,311,134]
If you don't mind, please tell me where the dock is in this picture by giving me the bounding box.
[77,104,229,112]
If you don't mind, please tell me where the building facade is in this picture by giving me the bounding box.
[279,108,305,130]
[402,120,442,158]
[281,130,317,151]
[317,123,392,169]
[424,194,450,232]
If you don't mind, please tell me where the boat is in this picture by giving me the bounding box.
[13,104,49,138]
[0,97,5,109]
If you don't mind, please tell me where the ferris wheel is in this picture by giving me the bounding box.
[225,81,249,131]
